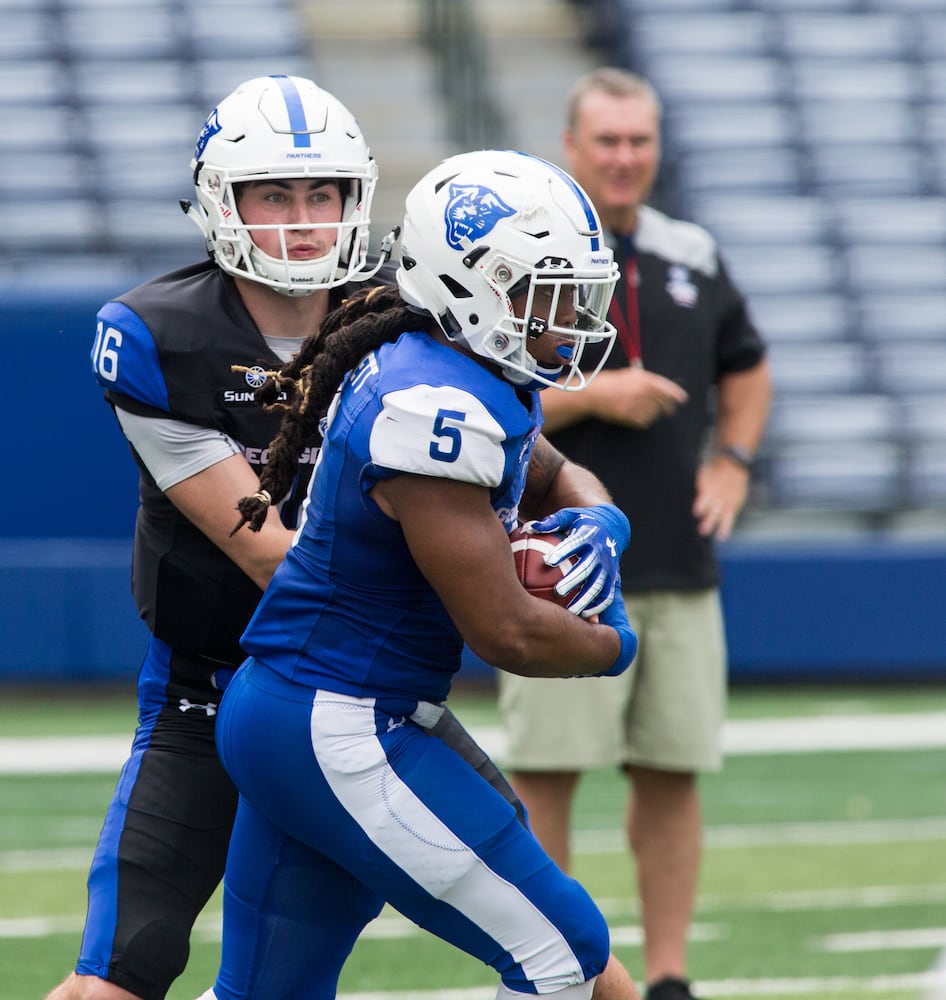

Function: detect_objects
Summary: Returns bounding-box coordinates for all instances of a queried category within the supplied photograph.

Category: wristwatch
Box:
[718,444,754,471]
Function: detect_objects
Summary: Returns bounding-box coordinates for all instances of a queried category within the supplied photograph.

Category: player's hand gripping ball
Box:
[508,523,580,611]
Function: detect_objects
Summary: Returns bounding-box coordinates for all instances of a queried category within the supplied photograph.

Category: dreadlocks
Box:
[231,284,438,535]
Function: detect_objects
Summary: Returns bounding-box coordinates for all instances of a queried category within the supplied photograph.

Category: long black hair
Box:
[231,284,438,534]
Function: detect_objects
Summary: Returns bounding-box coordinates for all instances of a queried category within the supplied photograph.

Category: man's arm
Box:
[519,434,611,520]
[116,409,294,590]
[541,367,688,435]
[371,473,625,678]
[166,453,294,590]
[694,358,773,541]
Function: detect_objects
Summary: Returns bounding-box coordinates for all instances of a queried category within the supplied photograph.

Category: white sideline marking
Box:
[335,969,946,999]
[0,915,83,937]
[7,817,946,875]
[819,927,946,952]
[5,711,946,774]
[574,815,946,855]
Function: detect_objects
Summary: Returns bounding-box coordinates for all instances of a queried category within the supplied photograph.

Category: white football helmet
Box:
[396,149,618,390]
[184,75,379,296]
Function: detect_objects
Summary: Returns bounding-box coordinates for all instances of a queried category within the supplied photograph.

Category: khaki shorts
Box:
[497,588,727,774]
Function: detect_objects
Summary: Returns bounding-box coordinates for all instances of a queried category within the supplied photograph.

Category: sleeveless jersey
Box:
[241,331,542,704]
[91,258,392,667]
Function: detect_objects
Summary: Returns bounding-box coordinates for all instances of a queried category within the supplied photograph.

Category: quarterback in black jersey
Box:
[47,75,396,1000]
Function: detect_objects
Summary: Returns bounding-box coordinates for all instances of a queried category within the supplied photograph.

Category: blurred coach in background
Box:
[498,67,772,1000]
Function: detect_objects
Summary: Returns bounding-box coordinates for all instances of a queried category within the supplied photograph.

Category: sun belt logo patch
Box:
[194,108,222,160]
[244,365,268,389]
[444,183,516,250]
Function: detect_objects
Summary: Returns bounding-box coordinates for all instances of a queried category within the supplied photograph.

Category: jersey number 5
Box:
[429,408,466,464]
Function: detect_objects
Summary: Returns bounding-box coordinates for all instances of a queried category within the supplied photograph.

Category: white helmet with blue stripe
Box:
[185,75,378,296]
[396,149,619,390]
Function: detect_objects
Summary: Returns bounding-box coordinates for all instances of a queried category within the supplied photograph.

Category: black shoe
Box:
[645,976,701,1000]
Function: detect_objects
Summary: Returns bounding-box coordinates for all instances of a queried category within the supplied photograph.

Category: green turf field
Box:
[2,683,946,1000]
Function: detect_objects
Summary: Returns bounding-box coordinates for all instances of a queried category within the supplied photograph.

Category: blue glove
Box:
[525,503,631,618]
[595,577,638,677]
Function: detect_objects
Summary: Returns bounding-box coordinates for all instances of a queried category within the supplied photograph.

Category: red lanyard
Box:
[609,240,642,367]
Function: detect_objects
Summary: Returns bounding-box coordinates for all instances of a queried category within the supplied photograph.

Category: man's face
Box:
[236,178,344,262]
[563,91,661,230]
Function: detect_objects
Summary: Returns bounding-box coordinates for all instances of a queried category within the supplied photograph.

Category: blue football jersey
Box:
[240,331,542,703]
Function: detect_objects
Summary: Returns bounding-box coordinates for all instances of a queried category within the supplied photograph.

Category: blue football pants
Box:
[212,659,611,999]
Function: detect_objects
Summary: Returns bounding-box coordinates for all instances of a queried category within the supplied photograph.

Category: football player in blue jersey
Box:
[47,75,400,1000]
[197,150,643,1000]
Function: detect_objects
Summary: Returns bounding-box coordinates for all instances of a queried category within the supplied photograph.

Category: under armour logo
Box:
[178,699,218,717]
[606,537,617,557]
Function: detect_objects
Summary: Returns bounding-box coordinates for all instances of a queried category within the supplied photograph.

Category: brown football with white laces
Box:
[508,524,577,609]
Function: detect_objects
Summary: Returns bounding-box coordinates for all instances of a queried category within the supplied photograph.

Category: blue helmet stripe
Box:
[271,74,311,148]
[509,150,601,251]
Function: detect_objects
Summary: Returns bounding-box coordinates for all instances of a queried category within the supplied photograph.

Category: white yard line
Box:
[334,969,946,998]
[5,711,946,774]
[819,927,946,952]
[7,815,946,876]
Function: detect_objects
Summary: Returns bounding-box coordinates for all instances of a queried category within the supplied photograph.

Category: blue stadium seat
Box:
[73,60,201,106]
[0,8,58,60]
[872,343,946,395]
[97,148,194,201]
[62,6,184,59]
[667,103,796,152]
[0,152,93,201]
[780,13,913,60]
[765,393,901,446]
[797,101,918,147]
[906,442,946,505]
[768,441,903,512]
[846,245,946,294]
[645,55,787,104]
[189,2,309,59]
[833,197,946,245]
[767,342,873,395]
[0,201,103,253]
[104,200,198,251]
[749,293,850,344]
[0,106,79,153]
[691,194,828,245]
[857,294,946,348]
[752,0,859,9]
[195,56,315,106]
[83,104,205,154]
[674,146,805,197]
[901,393,946,441]
[0,60,68,106]
[790,58,920,103]
[721,244,841,296]
[808,143,928,197]
[632,12,774,57]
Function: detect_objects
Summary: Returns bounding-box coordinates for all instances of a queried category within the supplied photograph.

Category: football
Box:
[508,524,577,610]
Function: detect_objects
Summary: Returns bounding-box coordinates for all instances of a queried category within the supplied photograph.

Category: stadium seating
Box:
[618,0,946,525]
[0,0,311,281]
[4,0,946,531]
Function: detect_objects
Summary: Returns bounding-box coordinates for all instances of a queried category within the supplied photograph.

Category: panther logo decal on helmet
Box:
[444,184,516,250]
[194,109,222,161]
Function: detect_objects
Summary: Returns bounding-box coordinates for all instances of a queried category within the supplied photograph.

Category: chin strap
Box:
[358,225,401,281]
